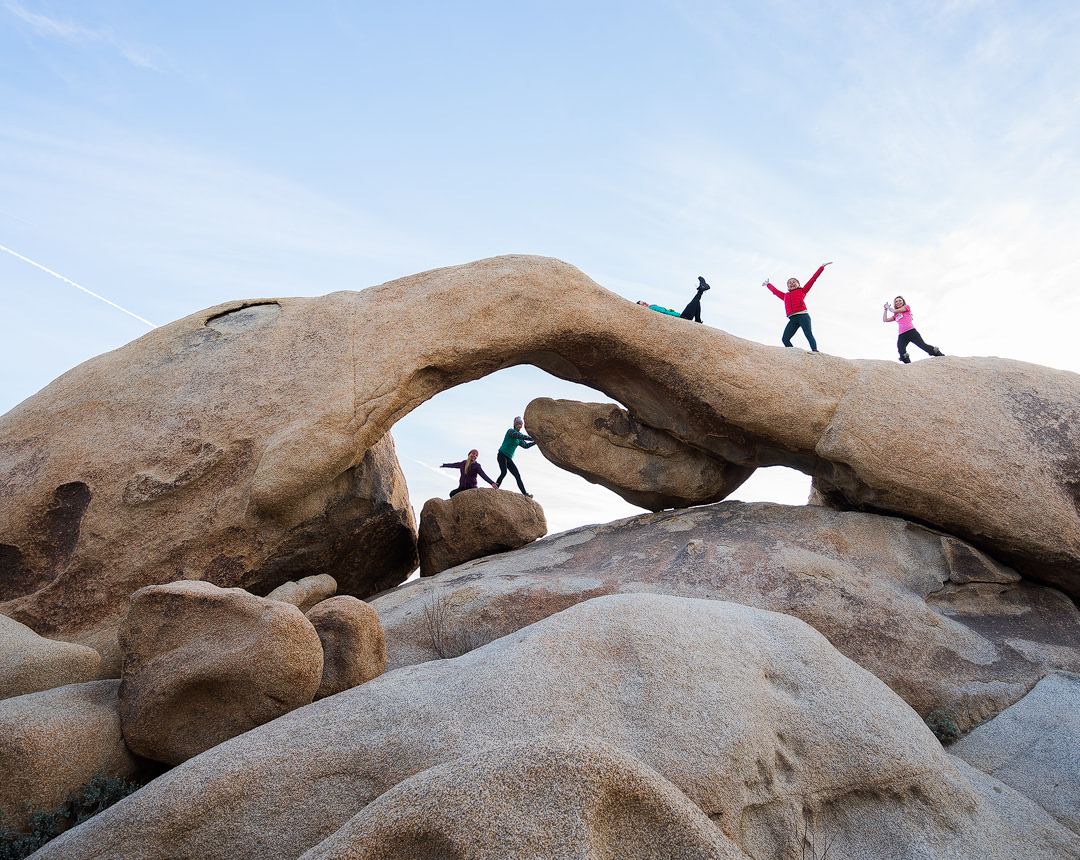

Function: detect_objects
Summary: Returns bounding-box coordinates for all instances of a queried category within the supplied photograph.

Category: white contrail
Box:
[0,243,157,328]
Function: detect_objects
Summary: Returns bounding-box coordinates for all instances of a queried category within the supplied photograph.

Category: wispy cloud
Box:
[4,0,158,69]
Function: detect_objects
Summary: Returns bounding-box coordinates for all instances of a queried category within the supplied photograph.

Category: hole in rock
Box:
[390,366,814,542]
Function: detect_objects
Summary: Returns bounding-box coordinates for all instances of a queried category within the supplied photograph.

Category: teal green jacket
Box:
[649,304,680,316]
[499,428,535,458]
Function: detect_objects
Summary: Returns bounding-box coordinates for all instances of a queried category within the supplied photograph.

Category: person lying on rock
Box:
[883,295,945,363]
[763,262,832,352]
[441,449,498,497]
[636,301,681,317]
[680,276,711,323]
[495,417,535,498]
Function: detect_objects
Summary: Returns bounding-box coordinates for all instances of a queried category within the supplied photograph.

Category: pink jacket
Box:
[891,306,915,333]
[767,266,825,316]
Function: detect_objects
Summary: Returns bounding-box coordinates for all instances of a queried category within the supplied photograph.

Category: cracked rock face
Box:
[375,501,1080,731]
[3,254,1080,670]
[524,397,754,510]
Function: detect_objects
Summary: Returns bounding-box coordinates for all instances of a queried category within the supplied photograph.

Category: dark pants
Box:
[496,452,528,494]
[449,487,469,498]
[680,292,704,323]
[782,314,817,350]
[898,329,939,362]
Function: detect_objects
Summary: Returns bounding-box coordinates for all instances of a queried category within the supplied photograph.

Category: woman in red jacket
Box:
[764,262,832,351]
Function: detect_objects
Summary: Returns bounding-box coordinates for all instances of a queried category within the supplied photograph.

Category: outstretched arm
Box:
[475,464,497,486]
[802,262,832,295]
[764,281,785,300]
[883,304,895,323]
[441,461,465,469]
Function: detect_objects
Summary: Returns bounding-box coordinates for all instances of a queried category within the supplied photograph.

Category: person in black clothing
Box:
[680,276,711,323]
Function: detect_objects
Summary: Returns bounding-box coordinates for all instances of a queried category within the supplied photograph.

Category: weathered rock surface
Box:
[952,671,1080,835]
[417,488,546,576]
[377,502,1080,730]
[268,574,338,613]
[0,337,417,674]
[118,580,323,765]
[0,613,101,700]
[306,596,386,700]
[34,595,1079,860]
[524,397,754,510]
[0,680,143,831]
[299,738,745,860]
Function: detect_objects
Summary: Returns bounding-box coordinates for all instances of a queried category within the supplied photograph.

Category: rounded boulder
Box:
[418,489,546,576]
[118,580,323,765]
[306,596,386,700]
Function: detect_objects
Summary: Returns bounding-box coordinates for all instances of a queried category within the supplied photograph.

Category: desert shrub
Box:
[0,775,142,859]
[422,593,483,658]
[924,710,959,744]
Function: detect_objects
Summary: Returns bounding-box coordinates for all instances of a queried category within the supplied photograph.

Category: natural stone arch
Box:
[2,255,1080,668]
[247,254,1080,595]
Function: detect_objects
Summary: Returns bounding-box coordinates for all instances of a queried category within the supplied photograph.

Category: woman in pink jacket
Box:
[764,262,832,351]
[883,295,945,363]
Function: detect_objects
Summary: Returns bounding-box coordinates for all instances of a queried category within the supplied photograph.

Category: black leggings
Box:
[782,314,817,350]
[680,293,703,323]
[496,452,528,494]
[898,329,937,358]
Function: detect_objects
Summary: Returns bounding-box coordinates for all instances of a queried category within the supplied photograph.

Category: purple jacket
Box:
[442,460,495,490]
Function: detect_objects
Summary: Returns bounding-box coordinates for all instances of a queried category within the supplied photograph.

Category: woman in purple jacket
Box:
[441,449,498,497]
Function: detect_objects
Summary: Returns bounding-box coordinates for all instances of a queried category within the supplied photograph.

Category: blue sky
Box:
[3,1,1080,533]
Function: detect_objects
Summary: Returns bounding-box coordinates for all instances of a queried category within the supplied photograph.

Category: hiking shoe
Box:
[525,493,534,498]
[697,276,711,291]
[900,352,911,364]
[931,347,945,356]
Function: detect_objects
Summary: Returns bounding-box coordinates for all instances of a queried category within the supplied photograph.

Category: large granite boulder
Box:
[952,671,1080,835]
[306,596,386,700]
[299,738,742,859]
[0,680,143,831]
[417,489,546,576]
[376,502,1080,731]
[32,595,1079,860]
[117,580,323,765]
[0,331,417,674]
[0,613,101,700]
[524,397,754,510]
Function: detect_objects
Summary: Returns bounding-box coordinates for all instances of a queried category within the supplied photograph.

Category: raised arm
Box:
[802,262,832,295]
[764,280,785,300]
[883,303,895,323]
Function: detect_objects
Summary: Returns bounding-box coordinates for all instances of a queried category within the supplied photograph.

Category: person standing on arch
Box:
[764,262,832,352]
[495,416,536,498]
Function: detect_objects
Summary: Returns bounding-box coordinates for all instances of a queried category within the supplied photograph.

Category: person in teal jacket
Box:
[636,300,681,317]
[495,416,535,497]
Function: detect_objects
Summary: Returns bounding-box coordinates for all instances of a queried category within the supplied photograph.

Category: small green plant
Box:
[924,710,959,745]
[0,775,142,860]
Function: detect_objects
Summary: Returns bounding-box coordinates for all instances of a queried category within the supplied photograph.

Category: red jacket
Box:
[767,266,825,316]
